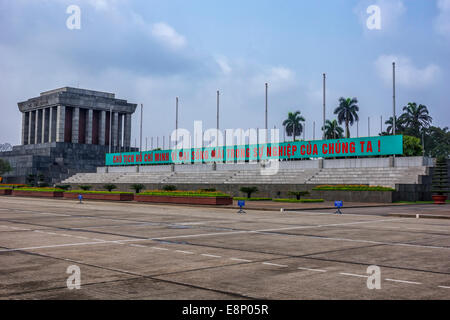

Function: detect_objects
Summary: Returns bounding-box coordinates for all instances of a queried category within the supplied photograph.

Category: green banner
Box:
[106,135,403,166]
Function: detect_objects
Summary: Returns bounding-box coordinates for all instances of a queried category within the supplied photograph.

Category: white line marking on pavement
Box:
[152,247,169,251]
[175,250,194,254]
[298,267,327,272]
[262,262,288,267]
[230,258,252,262]
[149,218,449,250]
[92,238,106,242]
[385,278,422,285]
[340,272,369,278]
[130,244,147,248]
[201,254,222,258]
[438,286,450,289]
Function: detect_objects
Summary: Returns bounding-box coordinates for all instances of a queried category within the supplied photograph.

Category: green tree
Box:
[322,119,344,139]
[0,158,12,176]
[283,111,305,141]
[432,157,449,196]
[103,184,117,192]
[423,126,450,158]
[79,185,92,191]
[334,97,359,138]
[400,102,432,137]
[288,191,310,200]
[130,184,145,194]
[384,116,405,135]
[162,185,177,191]
[239,186,258,199]
[403,135,423,156]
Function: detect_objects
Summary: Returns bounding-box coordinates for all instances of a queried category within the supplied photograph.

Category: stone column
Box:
[56,105,66,142]
[41,108,48,143]
[28,110,36,144]
[72,107,80,143]
[49,107,57,142]
[112,112,119,149]
[124,113,132,149]
[22,112,29,145]
[35,109,42,144]
[99,110,106,145]
[118,113,123,150]
[85,109,93,144]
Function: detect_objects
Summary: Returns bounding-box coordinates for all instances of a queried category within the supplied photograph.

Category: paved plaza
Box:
[0,197,449,299]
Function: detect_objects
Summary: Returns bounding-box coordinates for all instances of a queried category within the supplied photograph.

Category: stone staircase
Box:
[114,172,175,184]
[62,166,428,189]
[163,171,237,184]
[225,169,320,184]
[305,167,427,187]
[62,172,125,184]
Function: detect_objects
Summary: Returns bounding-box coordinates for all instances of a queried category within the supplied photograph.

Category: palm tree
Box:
[334,97,359,138]
[384,116,405,135]
[401,102,433,137]
[322,119,344,139]
[282,111,305,141]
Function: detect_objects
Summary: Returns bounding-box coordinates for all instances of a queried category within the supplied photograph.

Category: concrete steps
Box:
[62,165,427,188]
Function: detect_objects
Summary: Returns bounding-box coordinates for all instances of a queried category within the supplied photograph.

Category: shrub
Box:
[79,185,92,191]
[37,182,50,188]
[103,184,117,192]
[312,185,395,191]
[432,157,449,195]
[403,135,423,156]
[0,158,12,176]
[200,188,216,192]
[162,185,177,191]
[272,198,324,203]
[13,188,64,192]
[55,185,71,191]
[130,184,145,194]
[67,190,133,194]
[233,197,272,201]
[239,186,258,199]
[288,191,310,200]
[139,190,230,197]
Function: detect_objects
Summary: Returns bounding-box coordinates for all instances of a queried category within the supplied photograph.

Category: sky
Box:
[0,0,449,146]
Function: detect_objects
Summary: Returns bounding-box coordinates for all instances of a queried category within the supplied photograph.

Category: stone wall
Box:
[0,142,137,184]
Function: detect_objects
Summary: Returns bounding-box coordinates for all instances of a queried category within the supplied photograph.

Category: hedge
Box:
[233,197,272,201]
[65,190,134,194]
[272,198,324,203]
[13,188,64,192]
[139,190,231,197]
[312,185,395,191]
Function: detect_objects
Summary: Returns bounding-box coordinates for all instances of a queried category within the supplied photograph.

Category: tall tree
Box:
[0,158,11,176]
[282,111,305,141]
[322,119,344,139]
[400,102,432,137]
[384,116,405,135]
[334,97,359,138]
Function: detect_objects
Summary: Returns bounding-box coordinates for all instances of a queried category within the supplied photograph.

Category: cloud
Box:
[374,55,440,88]
[434,0,450,37]
[215,56,232,75]
[151,22,187,49]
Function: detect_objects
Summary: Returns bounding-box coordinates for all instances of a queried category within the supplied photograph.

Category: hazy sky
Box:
[1,0,449,145]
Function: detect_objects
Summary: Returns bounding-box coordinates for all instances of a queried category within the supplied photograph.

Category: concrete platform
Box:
[0,197,449,299]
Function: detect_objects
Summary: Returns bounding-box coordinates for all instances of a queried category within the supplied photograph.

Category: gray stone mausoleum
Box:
[0,87,137,184]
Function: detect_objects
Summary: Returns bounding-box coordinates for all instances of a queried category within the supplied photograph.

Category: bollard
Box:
[334,200,343,214]
[237,200,246,214]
